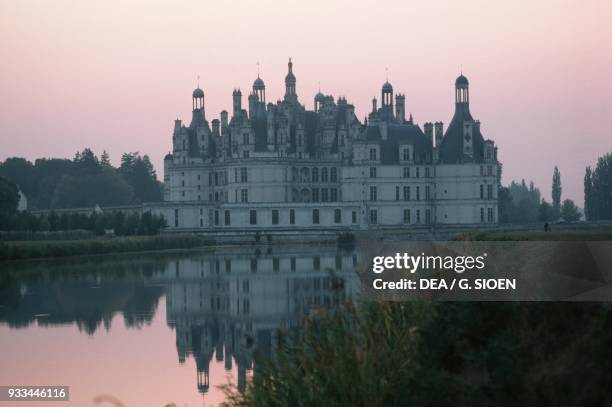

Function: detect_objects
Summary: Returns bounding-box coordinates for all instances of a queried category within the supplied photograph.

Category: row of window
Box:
[370,185,431,201]
[292,167,338,183]
[249,208,354,225]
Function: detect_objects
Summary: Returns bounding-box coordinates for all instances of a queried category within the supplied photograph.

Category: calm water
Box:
[0,245,360,406]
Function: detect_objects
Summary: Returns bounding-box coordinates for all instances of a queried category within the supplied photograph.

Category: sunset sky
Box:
[1,0,611,203]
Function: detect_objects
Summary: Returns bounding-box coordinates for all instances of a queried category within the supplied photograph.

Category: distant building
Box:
[153,59,499,232]
[17,188,27,211]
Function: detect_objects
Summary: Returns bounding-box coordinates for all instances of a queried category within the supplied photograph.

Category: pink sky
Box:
[1,0,611,203]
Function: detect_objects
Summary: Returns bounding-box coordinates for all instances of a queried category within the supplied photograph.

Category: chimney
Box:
[424,122,433,142]
[212,119,220,136]
[174,119,182,135]
[220,111,228,134]
[434,122,444,147]
[395,94,405,123]
[372,97,377,113]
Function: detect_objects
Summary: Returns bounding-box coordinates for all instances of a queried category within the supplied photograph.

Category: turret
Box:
[455,74,470,114]
[212,119,220,136]
[284,58,297,102]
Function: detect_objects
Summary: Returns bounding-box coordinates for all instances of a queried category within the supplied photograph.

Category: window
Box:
[250,259,257,272]
[181,180,185,187]
[416,167,420,178]
[240,167,248,182]
[214,210,219,226]
[290,209,295,225]
[487,165,493,176]
[416,209,421,223]
[352,211,357,224]
[272,209,279,225]
[243,150,249,158]
[312,167,319,182]
[321,168,328,182]
[241,189,248,203]
[403,186,410,201]
[370,186,377,201]
[330,188,338,202]
[273,258,280,272]
[416,186,420,201]
[312,209,319,224]
[425,167,430,177]
[181,191,185,197]
[425,209,431,224]
[403,167,410,178]
[314,256,320,270]
[335,256,342,270]
[291,257,296,272]
[403,148,410,161]
[243,133,250,144]
[480,184,484,199]
[487,185,493,200]
[369,148,377,161]
[209,173,213,185]
[487,207,494,223]
[249,210,257,225]
[425,185,431,200]
[224,210,231,225]
[200,218,203,227]
[234,168,238,182]
[480,208,485,223]
[369,209,378,224]
[395,186,400,200]
[312,188,319,202]
[321,188,328,202]
[480,165,484,176]
[225,259,231,273]
[334,209,342,224]
[330,167,337,182]
[403,209,411,224]
[370,167,377,178]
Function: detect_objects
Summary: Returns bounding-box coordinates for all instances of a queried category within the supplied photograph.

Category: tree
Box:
[538,199,554,222]
[560,199,580,221]
[552,166,562,220]
[100,150,111,167]
[584,167,593,220]
[119,152,163,203]
[584,153,612,221]
[0,177,20,229]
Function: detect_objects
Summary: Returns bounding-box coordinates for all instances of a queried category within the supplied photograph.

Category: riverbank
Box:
[0,235,212,261]
[456,229,612,241]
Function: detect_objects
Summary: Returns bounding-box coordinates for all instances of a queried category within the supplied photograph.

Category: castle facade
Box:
[154,59,499,234]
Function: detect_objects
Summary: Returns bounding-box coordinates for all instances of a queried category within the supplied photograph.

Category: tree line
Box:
[0,148,162,210]
[584,152,612,221]
[498,167,581,224]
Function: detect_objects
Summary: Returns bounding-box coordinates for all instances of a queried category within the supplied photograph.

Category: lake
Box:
[0,244,360,406]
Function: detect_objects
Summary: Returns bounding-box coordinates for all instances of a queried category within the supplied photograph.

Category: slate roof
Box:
[437,106,485,163]
[366,123,433,164]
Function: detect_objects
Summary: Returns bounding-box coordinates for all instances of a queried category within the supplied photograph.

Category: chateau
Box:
[155,59,499,234]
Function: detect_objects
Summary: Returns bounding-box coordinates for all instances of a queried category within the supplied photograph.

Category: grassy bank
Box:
[225,302,611,407]
[454,229,612,241]
[0,235,212,261]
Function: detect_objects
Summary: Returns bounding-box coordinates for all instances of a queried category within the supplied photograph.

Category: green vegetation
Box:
[225,302,611,406]
[0,235,211,261]
[454,229,612,241]
[584,152,612,220]
[498,170,581,224]
[0,148,162,210]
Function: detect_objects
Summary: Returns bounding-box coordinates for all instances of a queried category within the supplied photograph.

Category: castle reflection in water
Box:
[0,245,361,396]
[152,245,360,394]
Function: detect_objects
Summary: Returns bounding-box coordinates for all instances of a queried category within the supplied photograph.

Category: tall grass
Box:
[224,302,611,407]
[0,235,211,261]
